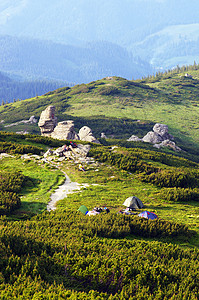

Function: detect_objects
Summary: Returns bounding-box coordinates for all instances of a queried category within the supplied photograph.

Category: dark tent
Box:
[123,196,144,209]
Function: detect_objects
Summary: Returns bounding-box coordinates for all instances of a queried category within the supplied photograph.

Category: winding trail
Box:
[47,172,88,211]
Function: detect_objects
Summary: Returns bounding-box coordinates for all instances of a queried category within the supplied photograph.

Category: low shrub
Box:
[0,170,25,215]
[160,187,199,202]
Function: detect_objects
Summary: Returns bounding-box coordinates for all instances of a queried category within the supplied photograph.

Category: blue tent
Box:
[138,211,158,220]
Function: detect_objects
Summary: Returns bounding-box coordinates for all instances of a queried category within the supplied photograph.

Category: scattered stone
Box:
[44,149,54,158]
[0,153,14,159]
[127,135,142,142]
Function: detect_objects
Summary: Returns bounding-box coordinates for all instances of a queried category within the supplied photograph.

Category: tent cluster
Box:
[78,205,110,216]
[78,195,158,220]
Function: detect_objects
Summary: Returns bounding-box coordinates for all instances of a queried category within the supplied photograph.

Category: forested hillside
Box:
[0,35,152,86]
[0,71,66,104]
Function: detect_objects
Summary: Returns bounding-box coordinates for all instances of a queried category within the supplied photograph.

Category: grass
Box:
[0,156,65,215]
[0,75,199,152]
[55,158,199,248]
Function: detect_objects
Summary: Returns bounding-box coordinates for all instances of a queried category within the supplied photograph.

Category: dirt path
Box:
[47,172,88,211]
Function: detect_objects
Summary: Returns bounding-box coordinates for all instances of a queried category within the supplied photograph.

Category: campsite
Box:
[0,129,199,299]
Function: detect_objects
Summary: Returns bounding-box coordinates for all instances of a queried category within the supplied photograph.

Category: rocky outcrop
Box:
[153,139,181,152]
[38,106,100,143]
[38,105,57,136]
[51,121,79,140]
[127,123,181,152]
[78,126,100,143]
[142,123,174,144]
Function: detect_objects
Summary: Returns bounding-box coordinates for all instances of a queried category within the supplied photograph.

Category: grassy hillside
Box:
[0,67,198,157]
[0,133,199,298]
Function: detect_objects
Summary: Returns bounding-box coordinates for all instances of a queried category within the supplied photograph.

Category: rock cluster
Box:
[38,106,99,143]
[128,123,181,152]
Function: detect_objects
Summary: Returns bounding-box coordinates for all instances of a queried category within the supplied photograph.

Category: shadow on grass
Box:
[9,201,47,221]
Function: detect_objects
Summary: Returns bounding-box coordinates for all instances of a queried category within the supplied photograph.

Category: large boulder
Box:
[51,121,79,140]
[38,106,57,136]
[78,126,100,143]
[153,123,173,140]
[142,131,163,143]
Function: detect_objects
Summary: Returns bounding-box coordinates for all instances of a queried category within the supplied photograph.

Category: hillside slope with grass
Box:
[0,65,198,157]
[0,132,199,298]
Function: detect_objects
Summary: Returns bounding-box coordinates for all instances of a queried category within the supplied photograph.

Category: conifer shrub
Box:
[0,170,25,215]
[0,141,42,155]
[160,187,199,202]
[97,85,119,95]
[139,169,198,188]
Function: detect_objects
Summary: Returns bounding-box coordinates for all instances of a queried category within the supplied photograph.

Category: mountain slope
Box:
[0,69,198,155]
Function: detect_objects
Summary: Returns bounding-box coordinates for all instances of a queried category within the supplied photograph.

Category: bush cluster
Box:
[72,213,193,239]
[160,187,199,202]
[0,170,25,214]
[89,147,199,189]
[0,211,198,299]
[0,141,42,155]
[139,169,198,188]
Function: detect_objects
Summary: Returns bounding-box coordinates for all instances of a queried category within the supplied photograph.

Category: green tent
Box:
[78,205,88,215]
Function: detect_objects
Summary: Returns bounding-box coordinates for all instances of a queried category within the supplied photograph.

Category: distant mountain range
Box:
[0,35,152,83]
[1,0,199,87]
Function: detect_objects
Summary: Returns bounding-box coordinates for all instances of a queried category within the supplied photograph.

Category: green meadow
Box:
[0,66,199,298]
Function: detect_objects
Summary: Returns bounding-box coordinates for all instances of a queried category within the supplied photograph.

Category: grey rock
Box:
[73,144,91,157]
[127,135,142,142]
[29,116,37,123]
[153,123,174,140]
[38,105,57,136]
[154,139,181,152]
[101,132,107,139]
[79,126,100,143]
[142,131,163,143]
[51,121,79,140]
